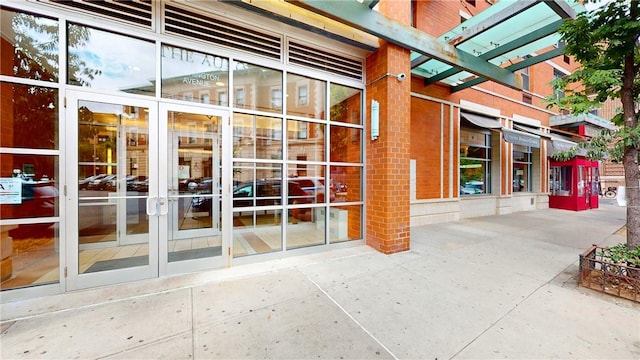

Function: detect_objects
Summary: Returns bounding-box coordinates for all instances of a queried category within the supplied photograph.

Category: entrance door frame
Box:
[158,102,231,276]
[65,91,160,291]
[65,92,233,290]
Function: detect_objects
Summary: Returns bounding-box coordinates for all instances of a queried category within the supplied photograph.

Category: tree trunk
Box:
[621,21,639,248]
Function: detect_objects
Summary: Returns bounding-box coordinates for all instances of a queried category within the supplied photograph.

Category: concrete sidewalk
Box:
[1,202,639,359]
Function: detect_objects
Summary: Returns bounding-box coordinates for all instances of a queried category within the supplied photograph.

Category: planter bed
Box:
[579,245,640,303]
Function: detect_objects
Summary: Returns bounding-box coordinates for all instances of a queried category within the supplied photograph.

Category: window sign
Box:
[0,178,22,204]
[161,45,229,105]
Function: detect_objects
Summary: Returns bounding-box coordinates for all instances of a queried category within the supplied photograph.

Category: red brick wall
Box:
[365,1,412,254]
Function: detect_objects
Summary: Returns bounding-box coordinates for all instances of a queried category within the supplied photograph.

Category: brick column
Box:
[365,1,411,254]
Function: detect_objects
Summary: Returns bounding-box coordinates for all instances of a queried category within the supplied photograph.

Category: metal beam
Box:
[359,0,379,9]
[423,19,565,85]
[546,0,579,19]
[220,0,378,51]
[447,0,539,46]
[451,45,565,92]
[289,0,522,90]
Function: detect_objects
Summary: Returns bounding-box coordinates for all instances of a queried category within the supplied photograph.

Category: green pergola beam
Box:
[359,0,379,9]
[289,0,522,90]
[451,45,565,92]
[423,19,565,85]
[446,0,539,46]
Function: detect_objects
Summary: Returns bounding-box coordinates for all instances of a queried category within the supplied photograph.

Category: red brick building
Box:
[2,0,606,300]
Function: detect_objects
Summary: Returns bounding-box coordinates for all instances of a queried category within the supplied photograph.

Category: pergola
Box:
[222,0,584,92]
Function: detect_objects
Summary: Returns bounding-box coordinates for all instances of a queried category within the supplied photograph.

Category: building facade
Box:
[1,0,593,301]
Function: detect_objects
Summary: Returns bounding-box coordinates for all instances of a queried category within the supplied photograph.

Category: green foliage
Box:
[599,243,640,267]
[545,0,639,163]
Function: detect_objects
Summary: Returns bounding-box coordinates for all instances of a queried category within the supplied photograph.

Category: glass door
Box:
[66,91,159,290]
[159,103,228,274]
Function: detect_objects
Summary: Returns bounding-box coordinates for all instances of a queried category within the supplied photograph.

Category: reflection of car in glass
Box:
[87,174,116,190]
[79,174,106,190]
[290,176,336,202]
[129,178,149,193]
[191,179,310,214]
[460,180,484,195]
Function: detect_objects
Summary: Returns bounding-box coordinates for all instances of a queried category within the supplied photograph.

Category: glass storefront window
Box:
[288,164,328,204]
[161,45,229,105]
[67,24,155,96]
[513,145,532,192]
[1,223,59,289]
[329,165,361,203]
[0,153,59,219]
[330,125,361,163]
[233,113,282,160]
[330,84,361,125]
[233,210,282,256]
[286,73,326,119]
[326,204,361,243]
[460,128,491,195]
[550,165,572,196]
[287,120,325,162]
[0,8,59,82]
[233,62,282,113]
[0,83,58,150]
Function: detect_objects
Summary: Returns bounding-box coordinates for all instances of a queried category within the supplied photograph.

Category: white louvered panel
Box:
[38,0,153,28]
[288,41,363,81]
[164,4,281,60]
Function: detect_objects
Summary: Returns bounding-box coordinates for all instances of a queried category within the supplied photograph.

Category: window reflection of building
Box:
[513,145,532,192]
[460,127,491,195]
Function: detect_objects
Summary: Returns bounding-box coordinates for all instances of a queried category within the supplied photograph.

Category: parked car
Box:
[87,174,116,191]
[79,174,106,190]
[289,176,335,202]
[191,179,311,214]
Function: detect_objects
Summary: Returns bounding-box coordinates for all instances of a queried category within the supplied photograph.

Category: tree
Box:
[547,0,639,248]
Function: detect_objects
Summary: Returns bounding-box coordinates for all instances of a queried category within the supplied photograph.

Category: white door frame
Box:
[65,91,159,290]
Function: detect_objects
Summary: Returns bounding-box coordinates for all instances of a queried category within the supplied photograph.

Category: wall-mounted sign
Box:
[0,178,22,204]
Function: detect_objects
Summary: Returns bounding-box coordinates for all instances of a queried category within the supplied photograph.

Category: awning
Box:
[503,128,540,148]
[551,137,576,151]
[461,112,502,129]
[513,124,553,139]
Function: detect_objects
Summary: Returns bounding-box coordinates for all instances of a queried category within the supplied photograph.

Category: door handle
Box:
[146,196,157,216]
[159,196,169,215]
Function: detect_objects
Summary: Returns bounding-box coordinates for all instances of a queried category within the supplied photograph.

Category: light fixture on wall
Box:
[371,99,380,141]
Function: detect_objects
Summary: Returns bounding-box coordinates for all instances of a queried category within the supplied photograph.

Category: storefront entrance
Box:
[66,91,229,290]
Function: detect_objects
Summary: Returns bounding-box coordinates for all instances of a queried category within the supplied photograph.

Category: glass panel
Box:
[0,83,58,150]
[513,145,531,192]
[286,73,326,119]
[167,110,222,262]
[329,165,361,203]
[233,113,282,160]
[1,223,59,290]
[233,162,283,207]
[550,166,572,196]
[77,100,149,274]
[460,160,487,195]
[0,154,59,219]
[287,206,324,250]
[288,165,331,204]
[0,8,58,81]
[233,62,282,113]
[330,84,361,125]
[577,165,585,197]
[328,205,361,243]
[233,210,282,256]
[330,125,361,163]
[161,45,229,105]
[67,24,155,96]
[287,120,325,162]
